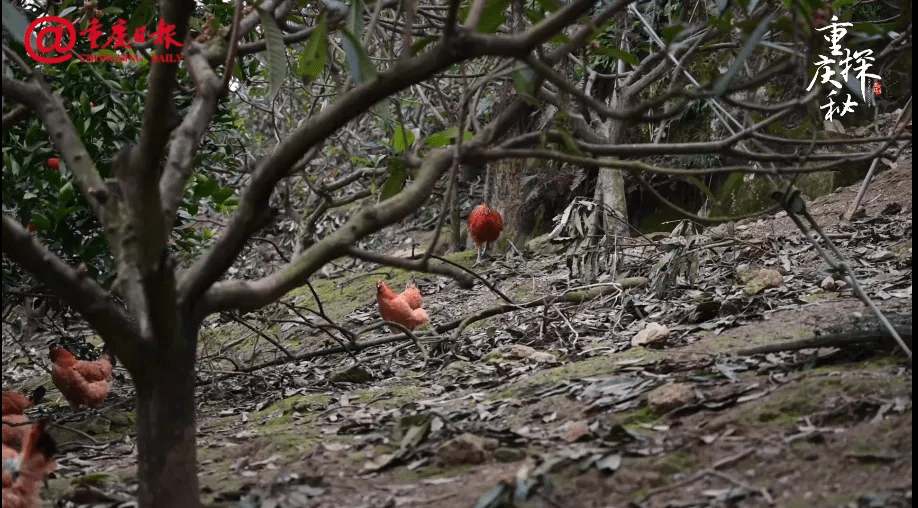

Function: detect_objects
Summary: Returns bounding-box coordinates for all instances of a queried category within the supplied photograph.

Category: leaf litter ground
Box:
[1,156,912,508]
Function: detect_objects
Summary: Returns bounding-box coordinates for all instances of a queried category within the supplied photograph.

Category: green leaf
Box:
[550,32,571,45]
[126,0,155,31]
[347,0,364,37]
[300,16,328,82]
[513,68,537,97]
[685,175,716,202]
[423,127,473,147]
[591,47,640,66]
[211,187,235,205]
[476,0,511,33]
[392,124,415,153]
[258,7,288,103]
[194,175,219,197]
[555,126,582,155]
[661,25,688,44]
[411,35,438,56]
[379,160,407,201]
[340,28,376,85]
[30,215,52,230]
[53,206,75,223]
[716,171,744,208]
[58,181,75,204]
[533,0,563,12]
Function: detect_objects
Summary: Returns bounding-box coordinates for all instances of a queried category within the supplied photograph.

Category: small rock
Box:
[735,263,755,284]
[502,344,557,362]
[892,241,911,266]
[436,433,492,466]
[647,383,696,414]
[867,250,894,262]
[632,322,670,348]
[526,233,564,255]
[561,420,592,443]
[820,275,836,291]
[744,268,784,295]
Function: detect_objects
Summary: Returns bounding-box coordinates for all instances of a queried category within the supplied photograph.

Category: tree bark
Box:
[595,15,634,239]
[135,317,202,508]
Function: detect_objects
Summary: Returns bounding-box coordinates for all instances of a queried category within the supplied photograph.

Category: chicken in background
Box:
[468,202,504,266]
[49,345,114,411]
[2,388,45,417]
[376,280,429,332]
[2,388,45,448]
[1,419,56,508]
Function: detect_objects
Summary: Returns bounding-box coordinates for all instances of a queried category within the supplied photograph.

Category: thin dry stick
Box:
[845,96,912,220]
[231,280,647,374]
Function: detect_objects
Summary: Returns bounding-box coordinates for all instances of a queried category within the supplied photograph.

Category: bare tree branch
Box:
[199,145,457,314]
[1,104,31,134]
[179,0,602,306]
[344,246,475,288]
[160,46,224,235]
[1,215,146,376]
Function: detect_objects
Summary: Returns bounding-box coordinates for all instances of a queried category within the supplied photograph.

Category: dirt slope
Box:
[2,156,912,508]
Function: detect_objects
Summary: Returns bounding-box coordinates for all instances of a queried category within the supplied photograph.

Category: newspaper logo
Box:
[25,17,182,65]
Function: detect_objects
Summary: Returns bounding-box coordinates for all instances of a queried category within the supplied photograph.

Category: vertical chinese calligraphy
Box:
[806,14,881,121]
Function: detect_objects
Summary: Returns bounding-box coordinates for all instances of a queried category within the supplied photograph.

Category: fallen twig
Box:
[737,327,913,356]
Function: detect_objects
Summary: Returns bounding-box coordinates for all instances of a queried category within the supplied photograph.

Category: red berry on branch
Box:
[48,158,60,171]
[28,224,38,232]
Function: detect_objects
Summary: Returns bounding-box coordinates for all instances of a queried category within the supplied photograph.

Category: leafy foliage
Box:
[2,0,239,294]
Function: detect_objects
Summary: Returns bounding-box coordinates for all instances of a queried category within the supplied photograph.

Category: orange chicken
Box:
[49,346,113,411]
[2,388,45,448]
[2,419,56,508]
[376,280,428,331]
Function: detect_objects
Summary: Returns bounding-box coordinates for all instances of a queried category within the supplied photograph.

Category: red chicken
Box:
[468,202,504,265]
[2,388,44,417]
[2,388,45,448]
[2,419,56,508]
[376,280,428,331]
[400,281,423,311]
[49,346,113,411]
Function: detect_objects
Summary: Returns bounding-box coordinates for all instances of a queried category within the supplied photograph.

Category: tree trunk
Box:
[595,27,634,239]
[135,317,202,508]
[483,158,524,250]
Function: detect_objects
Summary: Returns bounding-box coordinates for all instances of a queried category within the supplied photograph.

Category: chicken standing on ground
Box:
[49,345,113,411]
[468,202,504,266]
[2,419,56,508]
[2,388,45,448]
[376,280,428,331]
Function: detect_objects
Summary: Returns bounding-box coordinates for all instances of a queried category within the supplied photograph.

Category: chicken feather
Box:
[376,280,428,331]
[468,203,504,265]
[2,419,56,508]
[2,388,45,448]
[49,346,112,411]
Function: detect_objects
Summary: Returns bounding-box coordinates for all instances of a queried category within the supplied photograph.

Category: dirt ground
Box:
[2,154,912,508]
